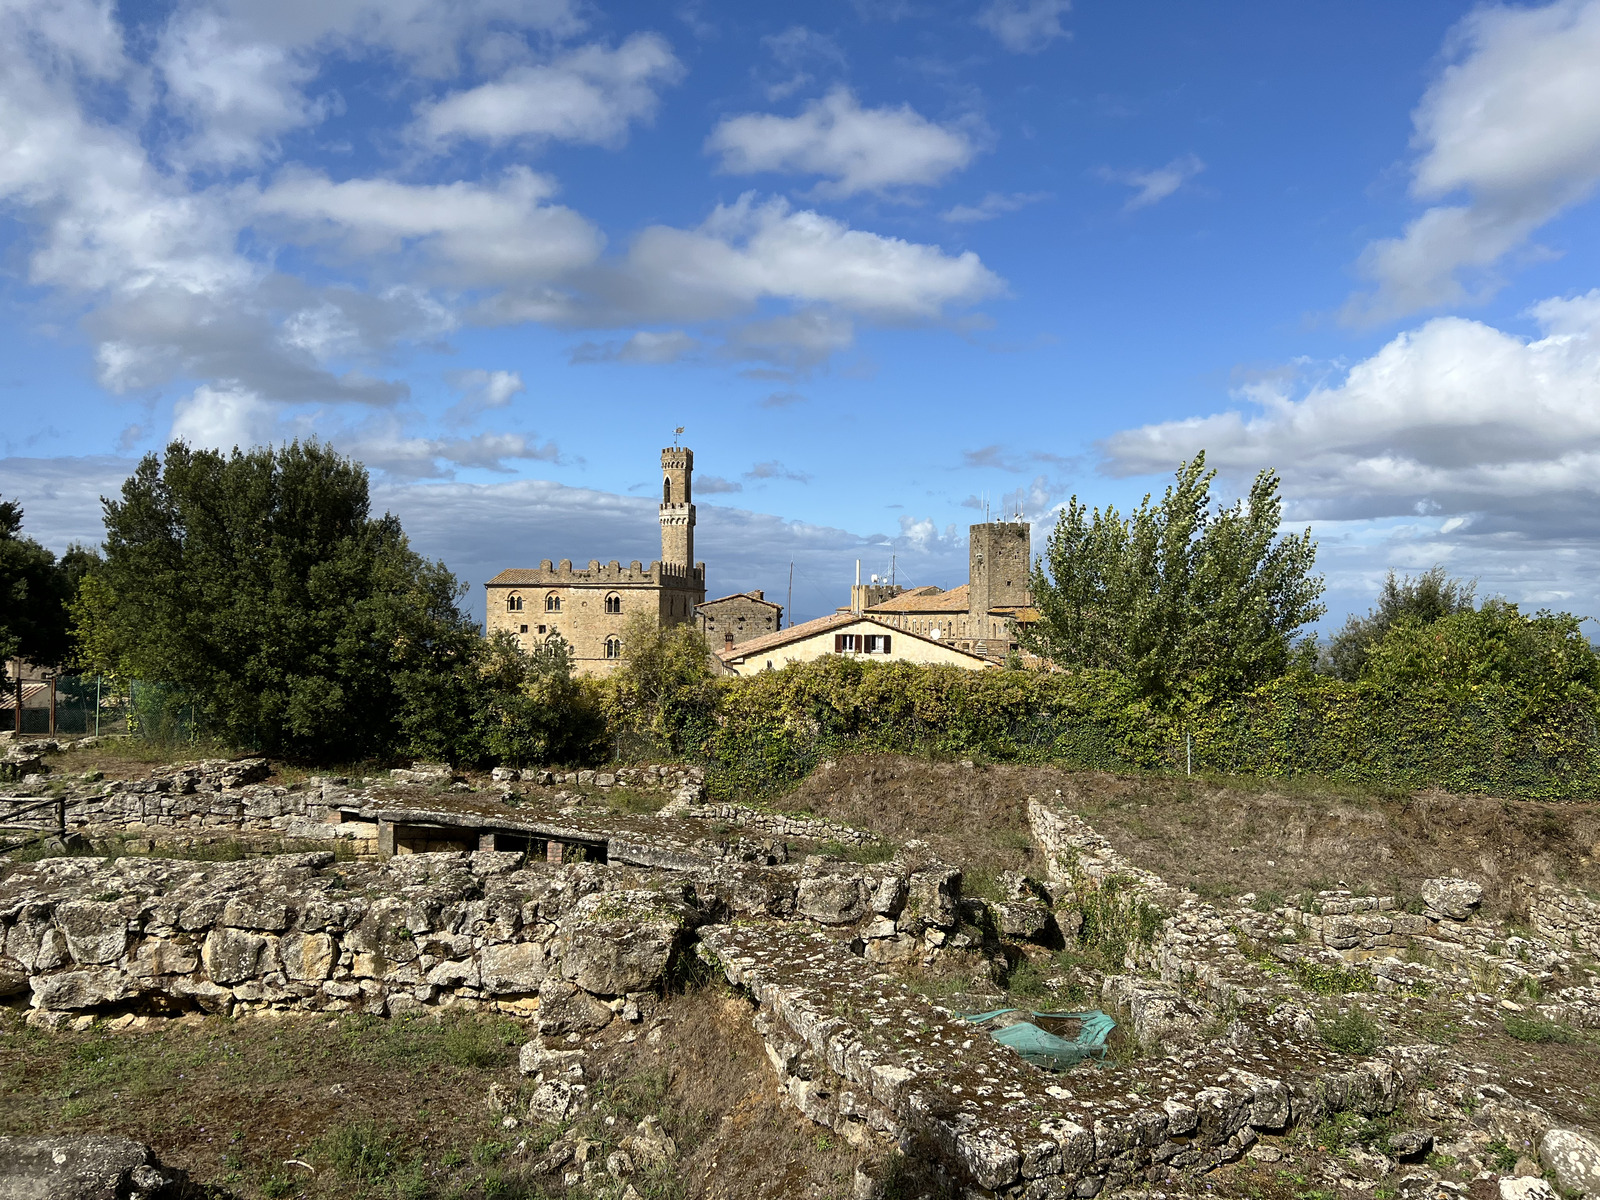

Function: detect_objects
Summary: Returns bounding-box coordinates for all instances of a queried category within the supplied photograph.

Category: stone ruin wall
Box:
[6,755,1600,1196]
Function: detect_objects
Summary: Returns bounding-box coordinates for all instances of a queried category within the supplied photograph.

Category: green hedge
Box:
[684,657,1600,800]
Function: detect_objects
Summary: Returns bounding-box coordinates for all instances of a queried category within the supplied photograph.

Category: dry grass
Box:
[778,754,1600,919]
[0,982,864,1200]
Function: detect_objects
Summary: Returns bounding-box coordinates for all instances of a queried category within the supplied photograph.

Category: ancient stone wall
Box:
[1528,880,1600,958]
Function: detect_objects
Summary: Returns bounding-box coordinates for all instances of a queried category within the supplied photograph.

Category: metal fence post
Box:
[95,675,101,737]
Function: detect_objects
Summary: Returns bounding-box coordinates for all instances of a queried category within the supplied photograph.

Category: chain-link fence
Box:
[1,675,132,736]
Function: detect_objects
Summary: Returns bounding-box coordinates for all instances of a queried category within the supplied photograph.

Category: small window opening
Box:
[605,636,622,659]
[605,593,622,614]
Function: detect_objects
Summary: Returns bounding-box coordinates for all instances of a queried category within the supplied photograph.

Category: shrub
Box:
[1317,1006,1383,1055]
[1502,1014,1578,1044]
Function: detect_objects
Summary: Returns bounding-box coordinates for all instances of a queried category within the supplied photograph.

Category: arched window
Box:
[662,477,671,504]
[605,592,622,614]
[605,636,622,659]
[545,593,561,612]
[506,593,523,612]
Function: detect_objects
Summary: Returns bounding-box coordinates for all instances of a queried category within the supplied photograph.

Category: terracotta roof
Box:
[866,584,971,614]
[717,612,992,665]
[698,591,781,609]
[717,612,855,660]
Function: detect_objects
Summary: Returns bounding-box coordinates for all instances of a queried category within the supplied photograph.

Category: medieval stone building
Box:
[695,590,782,654]
[857,521,1034,662]
[484,446,706,678]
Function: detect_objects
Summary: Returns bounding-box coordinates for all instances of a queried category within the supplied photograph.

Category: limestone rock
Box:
[537,978,613,1036]
[519,1041,585,1079]
[54,901,131,965]
[994,899,1053,942]
[1421,877,1483,920]
[1540,1128,1600,1198]
[31,969,133,1011]
[279,932,335,982]
[480,941,548,994]
[527,1078,587,1123]
[557,892,682,994]
[201,927,271,984]
[869,875,907,916]
[908,868,961,929]
[797,874,867,925]
[624,1116,678,1171]
[1500,1179,1559,1200]
[0,955,28,998]
[0,1134,197,1199]
[1386,1130,1433,1161]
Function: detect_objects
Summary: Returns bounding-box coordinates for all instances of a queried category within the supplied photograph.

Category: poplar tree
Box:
[1021,452,1325,705]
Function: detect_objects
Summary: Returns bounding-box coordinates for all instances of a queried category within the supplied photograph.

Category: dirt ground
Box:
[0,985,862,1200]
[778,754,1600,917]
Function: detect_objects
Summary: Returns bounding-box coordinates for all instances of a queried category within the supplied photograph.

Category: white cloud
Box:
[1348,0,1600,323]
[1096,154,1204,211]
[1102,291,1600,542]
[569,330,701,365]
[156,10,326,169]
[977,0,1071,54]
[170,385,293,450]
[612,193,1003,323]
[415,33,683,148]
[941,191,1048,223]
[707,87,975,197]
[255,167,603,286]
[444,369,525,425]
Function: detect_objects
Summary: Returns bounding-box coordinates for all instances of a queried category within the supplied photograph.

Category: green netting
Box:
[961,1009,1116,1071]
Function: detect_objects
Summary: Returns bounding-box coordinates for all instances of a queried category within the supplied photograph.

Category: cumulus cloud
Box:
[695,475,744,494]
[607,193,1004,324]
[1348,0,1600,323]
[941,191,1048,223]
[977,0,1071,53]
[255,167,602,287]
[1102,291,1600,546]
[444,369,525,425]
[415,33,683,148]
[1096,154,1204,211]
[707,87,976,197]
[156,10,328,169]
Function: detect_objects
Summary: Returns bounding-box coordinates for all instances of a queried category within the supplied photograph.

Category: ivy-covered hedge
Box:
[684,656,1600,801]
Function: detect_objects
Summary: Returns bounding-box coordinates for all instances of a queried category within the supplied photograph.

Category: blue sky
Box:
[6,0,1600,628]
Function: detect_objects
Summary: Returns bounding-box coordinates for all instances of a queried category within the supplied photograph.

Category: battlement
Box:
[486,559,704,588]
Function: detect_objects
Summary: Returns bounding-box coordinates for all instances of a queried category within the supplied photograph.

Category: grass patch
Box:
[1502,1014,1580,1044]
[813,839,896,864]
[1318,1005,1383,1055]
[1290,957,1372,995]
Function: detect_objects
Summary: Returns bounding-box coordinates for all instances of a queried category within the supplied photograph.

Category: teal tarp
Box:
[961,1009,1116,1071]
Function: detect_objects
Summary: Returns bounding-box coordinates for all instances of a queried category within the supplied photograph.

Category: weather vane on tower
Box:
[673,426,684,447]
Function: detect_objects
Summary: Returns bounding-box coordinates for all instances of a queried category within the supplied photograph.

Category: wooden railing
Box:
[0,794,66,851]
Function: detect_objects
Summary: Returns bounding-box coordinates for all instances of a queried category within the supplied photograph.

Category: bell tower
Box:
[659,445,695,570]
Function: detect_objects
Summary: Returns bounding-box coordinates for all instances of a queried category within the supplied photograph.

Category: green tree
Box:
[1361,600,1600,717]
[1323,566,1477,680]
[1022,452,1324,706]
[469,631,604,766]
[91,440,481,758]
[604,613,719,753]
[0,496,77,672]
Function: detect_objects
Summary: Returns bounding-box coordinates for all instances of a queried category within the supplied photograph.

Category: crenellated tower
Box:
[659,446,695,570]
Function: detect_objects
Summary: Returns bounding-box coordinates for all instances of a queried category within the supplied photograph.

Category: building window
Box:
[537,624,547,634]
[605,592,622,614]
[545,593,561,612]
[834,634,860,652]
[605,636,622,659]
[507,593,523,612]
[520,624,528,634]
[864,634,892,654]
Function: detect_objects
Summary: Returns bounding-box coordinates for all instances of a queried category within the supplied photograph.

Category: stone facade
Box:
[485,447,706,677]
[696,590,782,653]
[862,521,1035,662]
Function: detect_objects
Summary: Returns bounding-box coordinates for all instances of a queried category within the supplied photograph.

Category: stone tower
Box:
[659,446,695,570]
[968,521,1031,617]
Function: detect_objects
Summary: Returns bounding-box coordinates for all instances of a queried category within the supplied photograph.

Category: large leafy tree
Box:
[89,440,480,757]
[1322,566,1477,681]
[0,496,80,672]
[1021,452,1325,705]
